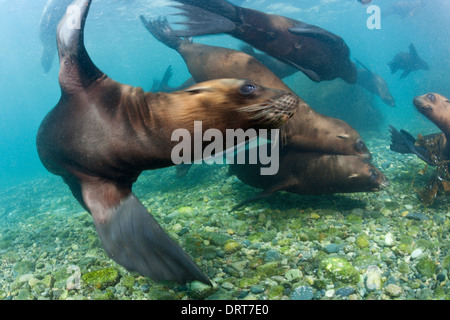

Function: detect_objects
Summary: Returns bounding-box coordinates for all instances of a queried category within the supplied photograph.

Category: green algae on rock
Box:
[82,267,120,290]
[318,257,360,285]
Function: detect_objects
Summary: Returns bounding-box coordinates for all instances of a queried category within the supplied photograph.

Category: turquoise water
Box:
[0,0,449,301]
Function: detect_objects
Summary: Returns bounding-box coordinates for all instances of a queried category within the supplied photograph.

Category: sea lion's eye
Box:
[369,169,378,182]
[240,83,256,95]
[427,93,436,102]
[355,139,366,152]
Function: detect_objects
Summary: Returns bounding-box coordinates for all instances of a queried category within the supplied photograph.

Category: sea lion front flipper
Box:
[389,125,433,165]
[281,58,321,82]
[82,182,211,284]
[400,69,411,79]
[288,23,341,44]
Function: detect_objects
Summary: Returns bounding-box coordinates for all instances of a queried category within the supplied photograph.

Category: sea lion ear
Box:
[347,174,359,179]
[184,86,214,94]
[337,134,350,140]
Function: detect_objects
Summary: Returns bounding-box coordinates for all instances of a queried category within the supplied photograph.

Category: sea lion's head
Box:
[172,78,299,131]
[341,157,389,193]
[413,93,450,134]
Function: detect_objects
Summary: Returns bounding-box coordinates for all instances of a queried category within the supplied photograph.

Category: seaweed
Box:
[414,134,450,206]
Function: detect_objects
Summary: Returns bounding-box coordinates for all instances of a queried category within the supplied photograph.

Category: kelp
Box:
[414,134,450,206]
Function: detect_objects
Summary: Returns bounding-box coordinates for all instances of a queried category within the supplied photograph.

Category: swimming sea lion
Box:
[358,0,372,5]
[39,0,73,72]
[355,59,395,107]
[36,0,299,284]
[141,18,371,160]
[388,44,429,78]
[414,93,450,134]
[168,0,357,84]
[230,150,389,210]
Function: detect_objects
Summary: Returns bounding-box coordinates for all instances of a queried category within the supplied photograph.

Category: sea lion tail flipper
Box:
[57,0,104,90]
[169,4,236,37]
[288,23,341,44]
[400,70,411,79]
[83,184,210,284]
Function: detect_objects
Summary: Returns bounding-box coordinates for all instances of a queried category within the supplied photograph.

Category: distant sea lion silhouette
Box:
[168,0,357,83]
[388,44,429,78]
[355,59,395,107]
[36,0,298,284]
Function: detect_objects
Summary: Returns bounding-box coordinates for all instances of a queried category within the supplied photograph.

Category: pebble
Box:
[250,285,265,294]
[365,265,382,291]
[291,285,314,300]
[264,249,281,262]
[386,284,402,297]
[336,287,355,297]
[411,248,423,259]
[405,212,429,221]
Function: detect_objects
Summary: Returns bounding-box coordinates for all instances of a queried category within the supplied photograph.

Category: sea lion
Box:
[414,93,450,134]
[39,0,73,72]
[388,44,429,78]
[141,18,371,160]
[168,0,357,84]
[230,150,389,210]
[358,0,372,5]
[355,59,395,107]
[36,0,299,284]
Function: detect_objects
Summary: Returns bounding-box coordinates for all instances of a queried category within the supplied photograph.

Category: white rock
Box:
[384,232,395,247]
[411,248,423,259]
[365,265,382,291]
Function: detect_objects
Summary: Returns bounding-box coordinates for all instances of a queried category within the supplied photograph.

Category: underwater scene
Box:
[0,0,449,302]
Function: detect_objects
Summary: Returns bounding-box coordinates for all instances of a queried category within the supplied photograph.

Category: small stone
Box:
[411,248,423,259]
[264,249,281,262]
[291,285,314,300]
[356,234,370,249]
[405,212,428,221]
[189,281,216,299]
[416,258,437,278]
[224,240,241,254]
[285,269,302,281]
[384,233,395,247]
[310,213,320,219]
[250,284,265,294]
[365,265,382,291]
[386,284,402,297]
[336,287,355,297]
[325,243,341,253]
[319,257,359,285]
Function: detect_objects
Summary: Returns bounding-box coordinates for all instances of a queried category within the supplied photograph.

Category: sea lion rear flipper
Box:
[288,24,341,44]
[82,182,211,284]
[170,4,236,37]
